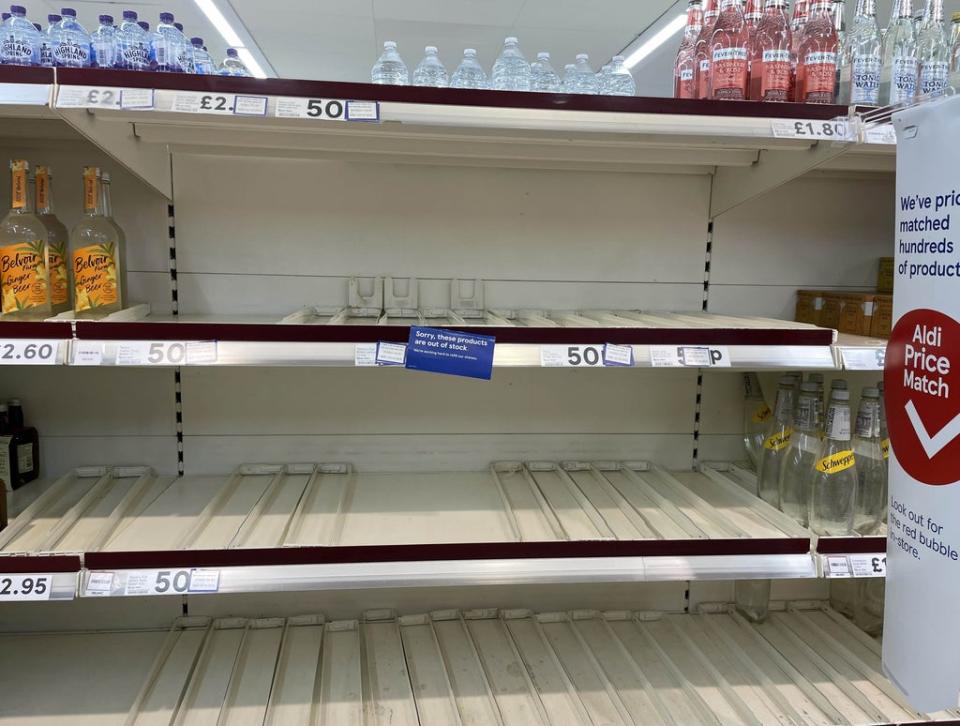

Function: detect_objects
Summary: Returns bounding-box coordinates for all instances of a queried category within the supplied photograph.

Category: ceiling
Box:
[12,0,960,97]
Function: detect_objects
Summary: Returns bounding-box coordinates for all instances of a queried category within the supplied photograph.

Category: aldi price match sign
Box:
[883,94,960,712]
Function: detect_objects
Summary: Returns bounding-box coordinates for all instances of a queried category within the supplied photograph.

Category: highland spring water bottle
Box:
[0,5,40,66]
[39,14,60,67]
[90,15,119,69]
[51,8,91,68]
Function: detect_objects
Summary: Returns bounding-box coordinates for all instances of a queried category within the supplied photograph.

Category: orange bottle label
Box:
[82,168,99,212]
[48,242,67,305]
[0,241,48,313]
[35,166,49,210]
[10,160,26,210]
[72,243,118,311]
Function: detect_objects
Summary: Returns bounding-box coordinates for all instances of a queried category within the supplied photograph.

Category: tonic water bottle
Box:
[742,373,771,469]
[916,0,949,97]
[808,388,857,535]
[853,386,885,534]
[779,382,821,526]
[757,376,795,506]
[840,0,882,104]
[880,0,918,104]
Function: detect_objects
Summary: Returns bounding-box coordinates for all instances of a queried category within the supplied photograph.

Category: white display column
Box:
[883,94,960,711]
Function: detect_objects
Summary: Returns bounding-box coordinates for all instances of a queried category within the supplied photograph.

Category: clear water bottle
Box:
[492,36,531,91]
[949,11,960,89]
[853,387,886,534]
[450,48,487,89]
[606,55,637,95]
[530,51,561,91]
[597,63,612,93]
[137,21,149,34]
[152,12,186,72]
[117,11,150,71]
[840,0,882,105]
[916,0,949,97]
[880,0,918,104]
[1,5,41,66]
[809,388,857,535]
[371,41,408,85]
[51,8,90,67]
[219,47,251,77]
[569,53,600,94]
[190,37,215,75]
[778,382,821,526]
[562,63,577,91]
[412,45,448,87]
[171,21,194,73]
[757,376,796,506]
[39,14,60,67]
[742,373,770,470]
[90,15,119,69]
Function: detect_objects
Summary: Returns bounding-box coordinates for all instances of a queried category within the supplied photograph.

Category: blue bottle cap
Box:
[191,36,203,45]
[33,22,39,30]
[60,8,77,17]
[10,5,25,14]
[122,10,137,20]
[159,12,174,23]
[48,14,61,22]
[99,14,113,24]
[173,22,183,31]
[137,21,148,30]
[226,48,238,57]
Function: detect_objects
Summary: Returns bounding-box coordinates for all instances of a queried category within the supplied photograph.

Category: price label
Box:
[824,555,852,578]
[376,342,407,366]
[72,340,104,366]
[0,573,53,601]
[650,345,731,368]
[603,344,634,367]
[0,339,59,365]
[56,85,122,109]
[841,348,886,370]
[172,92,266,116]
[850,553,887,577]
[123,568,221,596]
[865,124,897,145]
[771,119,851,140]
[114,341,218,366]
[355,343,377,366]
[119,88,154,109]
[541,345,605,367]
[274,97,380,122]
[84,571,115,596]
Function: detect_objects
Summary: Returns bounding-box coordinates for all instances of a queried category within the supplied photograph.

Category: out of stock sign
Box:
[882,95,960,712]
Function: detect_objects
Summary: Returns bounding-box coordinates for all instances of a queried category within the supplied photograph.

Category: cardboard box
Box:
[878,257,894,294]
[795,290,824,325]
[818,292,845,331]
[839,293,876,336]
[871,294,893,338]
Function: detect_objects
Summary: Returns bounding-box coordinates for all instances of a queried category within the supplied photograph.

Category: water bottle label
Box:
[918,62,948,97]
[851,56,881,104]
[121,42,149,68]
[39,41,53,66]
[763,428,793,451]
[891,56,918,103]
[1,37,36,63]
[176,48,192,71]
[814,449,856,474]
[54,40,90,65]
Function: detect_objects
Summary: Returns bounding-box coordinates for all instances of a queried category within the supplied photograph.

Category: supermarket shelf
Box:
[1,605,953,725]
[835,333,889,370]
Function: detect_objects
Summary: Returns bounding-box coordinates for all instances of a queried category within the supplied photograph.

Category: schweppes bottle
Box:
[809,387,857,535]
[757,376,795,508]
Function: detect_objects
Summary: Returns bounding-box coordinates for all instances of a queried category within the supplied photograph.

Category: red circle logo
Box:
[885,308,960,485]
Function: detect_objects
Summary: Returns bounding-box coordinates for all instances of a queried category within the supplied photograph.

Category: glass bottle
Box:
[916,0,949,97]
[710,0,751,99]
[809,372,825,432]
[735,579,771,622]
[695,0,720,98]
[808,388,857,535]
[797,0,840,102]
[950,12,960,90]
[100,173,127,262]
[0,399,39,490]
[752,0,793,100]
[757,376,795,506]
[0,160,50,319]
[832,0,847,96]
[779,382,820,526]
[743,373,771,469]
[878,380,889,525]
[33,166,69,314]
[854,577,884,635]
[676,1,705,98]
[853,386,885,534]
[70,167,125,317]
[880,0,918,104]
[839,0,882,104]
[884,0,903,38]
[790,0,810,97]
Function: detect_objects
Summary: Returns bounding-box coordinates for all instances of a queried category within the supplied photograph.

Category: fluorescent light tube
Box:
[623,13,687,69]
[193,0,244,48]
[237,47,267,79]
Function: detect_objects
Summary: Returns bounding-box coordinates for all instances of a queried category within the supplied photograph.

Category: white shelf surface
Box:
[0,605,952,726]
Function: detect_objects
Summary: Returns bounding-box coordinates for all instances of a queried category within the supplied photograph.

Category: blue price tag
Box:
[405,327,495,380]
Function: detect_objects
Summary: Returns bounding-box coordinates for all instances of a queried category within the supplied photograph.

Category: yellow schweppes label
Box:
[815,449,855,474]
[881,438,889,460]
[763,428,792,451]
[751,404,772,424]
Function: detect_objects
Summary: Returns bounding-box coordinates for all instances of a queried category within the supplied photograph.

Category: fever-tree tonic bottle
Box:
[70,166,126,317]
[757,376,795,506]
[809,388,857,535]
[33,166,69,313]
[0,160,50,318]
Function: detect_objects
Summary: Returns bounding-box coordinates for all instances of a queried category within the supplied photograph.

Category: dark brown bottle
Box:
[0,399,39,490]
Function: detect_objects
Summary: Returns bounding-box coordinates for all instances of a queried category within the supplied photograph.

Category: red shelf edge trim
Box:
[815,536,887,554]
[0,554,82,573]
[0,322,73,339]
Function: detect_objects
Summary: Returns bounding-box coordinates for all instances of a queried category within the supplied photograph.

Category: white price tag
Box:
[540,345,605,367]
[233,95,268,116]
[841,347,886,370]
[376,342,407,366]
[650,345,731,368]
[122,568,221,596]
[71,340,103,366]
[188,569,221,593]
[0,573,54,601]
[173,91,238,115]
[0,339,59,365]
[275,96,349,120]
[56,85,121,109]
[824,555,852,578]
[849,553,887,577]
[185,341,218,364]
[865,124,897,145]
[603,344,634,367]
[119,88,154,109]
[346,100,379,121]
[354,343,377,366]
[771,118,851,140]
[84,571,115,596]
[114,341,216,366]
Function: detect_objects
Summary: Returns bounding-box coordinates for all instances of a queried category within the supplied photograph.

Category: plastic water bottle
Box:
[597,64,612,93]
[219,47,251,77]
[606,55,637,95]
[90,15,119,69]
[562,63,577,91]
[371,41,408,85]
[172,21,194,72]
[137,21,149,33]
[51,8,90,67]
[569,53,600,93]
[492,36,531,90]
[450,48,487,88]
[530,51,561,91]
[190,37,215,75]
[412,46,448,87]
[116,11,149,71]
[152,12,185,72]
[1,5,41,66]
[39,14,60,67]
